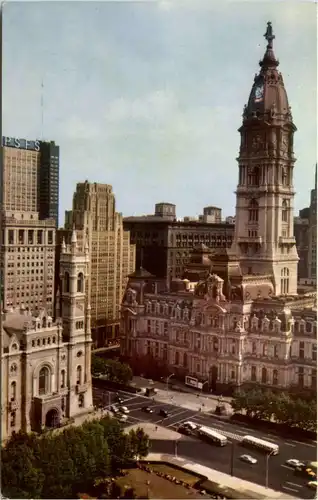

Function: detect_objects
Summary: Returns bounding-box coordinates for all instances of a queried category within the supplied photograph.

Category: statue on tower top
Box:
[264,21,275,47]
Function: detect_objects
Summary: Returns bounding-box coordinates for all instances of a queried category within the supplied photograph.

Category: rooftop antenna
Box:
[40,78,44,140]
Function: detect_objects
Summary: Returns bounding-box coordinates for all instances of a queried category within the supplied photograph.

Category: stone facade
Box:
[120,23,317,395]
[1,230,93,442]
[120,271,316,393]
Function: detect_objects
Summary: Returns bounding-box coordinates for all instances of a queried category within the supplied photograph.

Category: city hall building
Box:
[120,23,317,394]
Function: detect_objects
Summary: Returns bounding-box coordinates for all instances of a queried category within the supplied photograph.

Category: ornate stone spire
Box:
[260,21,279,69]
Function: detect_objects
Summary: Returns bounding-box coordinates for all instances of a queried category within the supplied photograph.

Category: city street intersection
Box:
[93,386,317,499]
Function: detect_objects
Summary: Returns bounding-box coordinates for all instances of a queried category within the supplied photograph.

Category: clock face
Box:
[254,84,264,102]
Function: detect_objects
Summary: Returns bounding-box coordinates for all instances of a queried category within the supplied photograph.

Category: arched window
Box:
[77,273,84,293]
[39,366,50,395]
[61,369,66,389]
[64,272,70,293]
[247,166,260,186]
[183,352,188,368]
[282,200,288,222]
[261,367,267,384]
[251,366,257,382]
[281,268,289,295]
[10,381,17,401]
[175,351,179,366]
[248,199,259,222]
[76,366,82,385]
[273,369,278,385]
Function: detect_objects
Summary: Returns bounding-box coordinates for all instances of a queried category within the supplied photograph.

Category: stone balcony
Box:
[237,236,262,244]
[279,236,296,246]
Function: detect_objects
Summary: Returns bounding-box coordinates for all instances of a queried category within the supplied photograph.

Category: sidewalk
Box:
[145,453,297,500]
[125,422,184,441]
[153,388,232,414]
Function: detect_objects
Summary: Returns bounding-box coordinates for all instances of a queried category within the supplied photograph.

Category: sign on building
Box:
[185,375,203,390]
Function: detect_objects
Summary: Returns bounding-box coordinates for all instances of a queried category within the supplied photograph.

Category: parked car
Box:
[159,409,169,418]
[119,406,130,414]
[142,406,153,413]
[110,405,119,414]
[286,459,305,469]
[240,454,258,465]
[116,396,124,404]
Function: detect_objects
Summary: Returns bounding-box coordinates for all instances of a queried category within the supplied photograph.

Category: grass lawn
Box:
[116,468,203,499]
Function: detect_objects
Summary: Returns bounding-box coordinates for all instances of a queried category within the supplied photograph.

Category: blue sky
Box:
[3,0,317,225]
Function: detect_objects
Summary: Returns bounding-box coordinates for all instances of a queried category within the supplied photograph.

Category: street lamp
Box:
[265,450,275,489]
[166,373,175,396]
[230,441,235,476]
[201,380,209,396]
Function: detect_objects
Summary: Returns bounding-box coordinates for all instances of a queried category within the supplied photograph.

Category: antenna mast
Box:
[41,78,44,140]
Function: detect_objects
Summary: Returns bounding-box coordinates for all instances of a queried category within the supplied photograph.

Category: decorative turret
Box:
[231,22,299,296]
[243,22,294,125]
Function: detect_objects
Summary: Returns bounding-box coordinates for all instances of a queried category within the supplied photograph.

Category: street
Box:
[93,386,317,499]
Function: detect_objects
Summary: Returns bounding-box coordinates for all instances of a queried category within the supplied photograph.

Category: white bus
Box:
[197,426,228,447]
[241,435,279,455]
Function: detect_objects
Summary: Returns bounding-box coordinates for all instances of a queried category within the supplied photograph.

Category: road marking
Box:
[286,481,302,488]
[281,465,293,470]
[282,486,299,493]
[288,440,316,448]
[285,442,296,447]
[165,409,193,422]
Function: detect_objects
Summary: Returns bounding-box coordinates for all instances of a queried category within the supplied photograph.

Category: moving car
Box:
[119,406,130,414]
[182,421,197,431]
[178,421,197,435]
[116,397,124,404]
[307,481,317,490]
[142,406,153,413]
[286,459,305,468]
[240,454,258,465]
[117,414,128,423]
[159,409,169,418]
[110,405,119,414]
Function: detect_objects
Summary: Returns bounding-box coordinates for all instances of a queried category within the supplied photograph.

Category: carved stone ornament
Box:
[252,134,263,151]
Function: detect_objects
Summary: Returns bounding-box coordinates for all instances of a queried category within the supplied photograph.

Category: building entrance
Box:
[45,408,60,428]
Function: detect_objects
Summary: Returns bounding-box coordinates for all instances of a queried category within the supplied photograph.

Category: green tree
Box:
[1,437,44,499]
[40,433,76,498]
[127,427,150,460]
[91,354,109,376]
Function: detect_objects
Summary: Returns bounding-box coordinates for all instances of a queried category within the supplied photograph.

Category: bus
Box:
[197,426,228,446]
[241,435,279,455]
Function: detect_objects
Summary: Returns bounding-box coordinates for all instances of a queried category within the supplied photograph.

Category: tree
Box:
[91,355,133,385]
[91,354,109,376]
[1,438,44,499]
[127,427,150,460]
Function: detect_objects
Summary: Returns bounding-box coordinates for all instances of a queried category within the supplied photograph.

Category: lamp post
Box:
[166,373,175,396]
[230,441,235,476]
[174,439,178,457]
[201,380,209,396]
[265,450,275,489]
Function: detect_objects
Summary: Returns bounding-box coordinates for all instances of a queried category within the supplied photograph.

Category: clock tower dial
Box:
[254,84,264,103]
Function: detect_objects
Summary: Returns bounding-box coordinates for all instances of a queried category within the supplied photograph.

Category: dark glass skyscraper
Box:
[38,141,60,226]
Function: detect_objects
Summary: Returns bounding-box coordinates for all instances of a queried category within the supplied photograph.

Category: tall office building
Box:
[0,136,59,315]
[308,165,317,281]
[294,167,317,285]
[57,181,135,348]
[1,136,59,226]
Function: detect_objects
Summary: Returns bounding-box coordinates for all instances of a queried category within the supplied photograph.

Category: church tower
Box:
[59,228,93,417]
[231,22,298,296]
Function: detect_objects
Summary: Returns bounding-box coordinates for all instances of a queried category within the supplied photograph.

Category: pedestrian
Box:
[155,426,158,431]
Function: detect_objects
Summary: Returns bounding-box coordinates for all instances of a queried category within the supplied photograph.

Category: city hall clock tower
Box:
[231,22,298,296]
